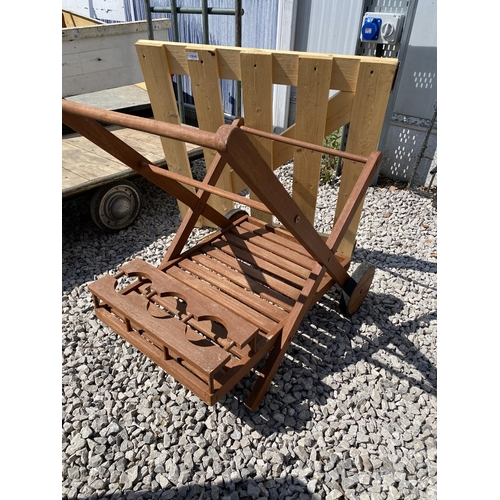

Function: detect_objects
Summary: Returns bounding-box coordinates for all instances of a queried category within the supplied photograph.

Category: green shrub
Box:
[320,128,343,184]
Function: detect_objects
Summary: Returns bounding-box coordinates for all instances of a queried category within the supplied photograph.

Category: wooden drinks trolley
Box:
[62,42,398,410]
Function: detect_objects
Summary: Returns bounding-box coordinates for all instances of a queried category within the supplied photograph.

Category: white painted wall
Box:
[62,19,170,96]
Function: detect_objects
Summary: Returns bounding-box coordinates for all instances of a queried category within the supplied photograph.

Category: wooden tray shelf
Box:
[89,214,340,404]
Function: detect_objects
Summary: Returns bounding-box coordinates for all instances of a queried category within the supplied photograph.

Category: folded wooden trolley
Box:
[62,42,397,410]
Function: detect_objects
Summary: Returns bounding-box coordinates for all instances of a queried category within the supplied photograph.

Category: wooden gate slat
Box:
[185,45,234,218]
[292,55,333,224]
[335,60,396,258]
[240,50,274,223]
[136,41,208,225]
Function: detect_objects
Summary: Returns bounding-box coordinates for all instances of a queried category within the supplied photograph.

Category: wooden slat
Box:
[185,45,234,217]
[271,91,355,171]
[240,50,274,223]
[163,41,190,76]
[167,265,277,334]
[211,239,306,289]
[292,55,333,224]
[139,41,397,91]
[191,252,294,311]
[135,41,207,225]
[221,232,311,280]
[241,219,312,258]
[335,60,396,258]
[178,258,287,324]
[200,245,301,302]
[230,225,316,270]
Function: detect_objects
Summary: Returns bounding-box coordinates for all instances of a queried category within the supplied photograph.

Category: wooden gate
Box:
[135,41,398,259]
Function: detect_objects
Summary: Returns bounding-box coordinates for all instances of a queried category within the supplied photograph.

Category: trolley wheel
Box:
[339,262,375,317]
[224,208,249,223]
[90,180,141,232]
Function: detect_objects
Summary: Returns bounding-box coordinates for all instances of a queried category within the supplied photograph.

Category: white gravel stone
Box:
[62,168,437,500]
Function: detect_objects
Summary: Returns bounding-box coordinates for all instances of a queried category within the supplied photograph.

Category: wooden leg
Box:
[162,152,228,265]
[245,266,327,411]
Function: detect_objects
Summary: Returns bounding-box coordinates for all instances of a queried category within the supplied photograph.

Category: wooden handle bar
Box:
[62,98,223,151]
[62,99,369,163]
[239,125,369,164]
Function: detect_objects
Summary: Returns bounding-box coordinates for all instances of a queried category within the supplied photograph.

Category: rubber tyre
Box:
[339,262,375,317]
[224,208,249,223]
[90,180,141,232]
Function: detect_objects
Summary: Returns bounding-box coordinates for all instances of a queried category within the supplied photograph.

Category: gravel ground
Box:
[62,163,437,500]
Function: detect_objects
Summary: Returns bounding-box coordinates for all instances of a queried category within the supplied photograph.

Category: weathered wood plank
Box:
[221,232,311,280]
[191,252,294,311]
[62,142,129,180]
[201,244,301,301]
[62,126,201,195]
[62,167,88,190]
[136,42,206,224]
[180,257,288,322]
[240,50,274,223]
[335,60,396,258]
[211,240,306,289]
[239,220,312,258]
[168,265,277,333]
[230,225,316,270]
[186,45,235,218]
[292,55,333,224]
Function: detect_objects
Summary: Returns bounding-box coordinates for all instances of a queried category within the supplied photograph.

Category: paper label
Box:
[186,52,199,61]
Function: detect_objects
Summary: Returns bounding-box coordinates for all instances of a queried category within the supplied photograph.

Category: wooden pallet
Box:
[89,215,340,404]
[135,41,398,257]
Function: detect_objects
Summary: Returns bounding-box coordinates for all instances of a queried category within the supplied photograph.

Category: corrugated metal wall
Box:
[142,0,279,115]
[141,0,278,49]
[293,0,363,56]
[285,0,364,128]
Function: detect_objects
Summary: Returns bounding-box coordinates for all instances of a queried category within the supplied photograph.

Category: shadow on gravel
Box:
[355,249,437,292]
[67,476,334,500]
[221,283,436,435]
